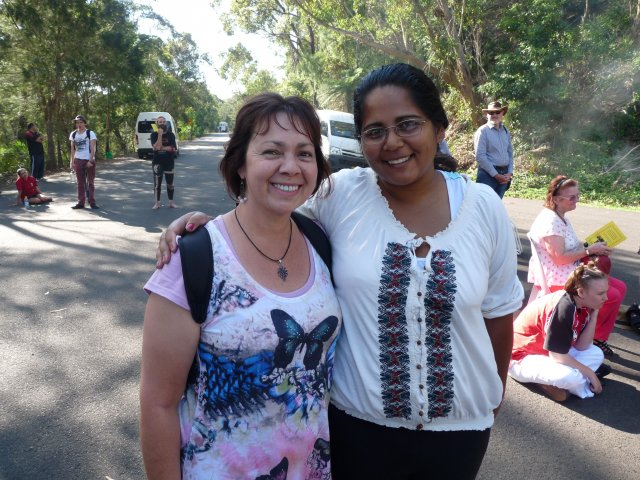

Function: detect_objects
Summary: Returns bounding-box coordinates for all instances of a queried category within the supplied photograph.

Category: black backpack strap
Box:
[291,211,334,285]
[178,226,213,324]
[72,129,90,139]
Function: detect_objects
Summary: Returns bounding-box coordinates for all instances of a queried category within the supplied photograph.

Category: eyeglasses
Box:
[556,194,580,202]
[488,111,503,116]
[360,119,428,145]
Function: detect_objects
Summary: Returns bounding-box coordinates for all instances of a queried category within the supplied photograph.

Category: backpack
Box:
[72,129,94,151]
[179,211,334,324]
[72,128,91,140]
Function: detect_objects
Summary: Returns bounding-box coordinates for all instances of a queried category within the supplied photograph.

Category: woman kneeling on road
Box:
[510,262,610,402]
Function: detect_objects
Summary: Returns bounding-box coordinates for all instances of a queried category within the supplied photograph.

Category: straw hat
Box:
[481,101,508,114]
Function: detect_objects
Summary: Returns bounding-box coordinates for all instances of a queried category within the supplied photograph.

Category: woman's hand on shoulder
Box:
[156,211,212,268]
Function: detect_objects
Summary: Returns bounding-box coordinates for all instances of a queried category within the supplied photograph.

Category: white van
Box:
[316,110,365,171]
[218,121,229,133]
[135,112,180,159]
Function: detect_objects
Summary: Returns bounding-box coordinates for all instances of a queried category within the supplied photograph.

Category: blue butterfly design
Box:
[271,309,339,370]
[198,344,274,419]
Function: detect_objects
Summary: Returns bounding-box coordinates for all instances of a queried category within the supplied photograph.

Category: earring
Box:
[238,178,247,204]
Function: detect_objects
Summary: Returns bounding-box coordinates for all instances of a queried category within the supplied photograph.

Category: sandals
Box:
[593,339,614,356]
[626,303,640,335]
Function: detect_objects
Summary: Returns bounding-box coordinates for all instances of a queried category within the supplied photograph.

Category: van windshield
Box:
[138,120,173,133]
[330,120,356,139]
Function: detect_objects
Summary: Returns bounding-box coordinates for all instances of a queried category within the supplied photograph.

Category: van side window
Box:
[330,121,356,139]
[138,121,155,134]
[320,121,328,137]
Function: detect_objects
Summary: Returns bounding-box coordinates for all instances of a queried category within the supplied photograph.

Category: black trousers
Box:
[329,404,491,480]
[152,157,175,201]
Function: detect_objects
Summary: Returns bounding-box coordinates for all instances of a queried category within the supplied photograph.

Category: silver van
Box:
[317,110,365,171]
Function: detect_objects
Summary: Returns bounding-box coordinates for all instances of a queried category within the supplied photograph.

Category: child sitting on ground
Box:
[15,168,53,206]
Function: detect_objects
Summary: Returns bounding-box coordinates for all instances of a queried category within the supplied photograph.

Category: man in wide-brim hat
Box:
[474,100,514,199]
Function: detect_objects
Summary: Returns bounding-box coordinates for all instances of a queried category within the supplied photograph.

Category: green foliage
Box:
[0,141,27,174]
[0,0,219,173]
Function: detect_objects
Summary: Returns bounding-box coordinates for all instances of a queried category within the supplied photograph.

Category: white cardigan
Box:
[300,168,523,431]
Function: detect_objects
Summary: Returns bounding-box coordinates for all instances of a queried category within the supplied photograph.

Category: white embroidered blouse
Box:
[299,168,523,431]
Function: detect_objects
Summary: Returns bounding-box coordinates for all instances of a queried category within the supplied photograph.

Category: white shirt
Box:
[300,168,523,431]
[69,129,97,160]
[527,207,581,288]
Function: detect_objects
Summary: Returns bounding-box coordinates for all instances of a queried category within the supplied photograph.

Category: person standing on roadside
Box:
[150,115,177,209]
[474,101,513,198]
[69,115,99,209]
[24,123,46,180]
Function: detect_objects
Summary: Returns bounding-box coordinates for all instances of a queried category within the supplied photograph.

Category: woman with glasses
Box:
[527,175,626,356]
[510,262,609,402]
[157,63,523,479]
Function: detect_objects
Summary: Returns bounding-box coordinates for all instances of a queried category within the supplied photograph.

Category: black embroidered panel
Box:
[377,243,412,419]
[424,250,457,419]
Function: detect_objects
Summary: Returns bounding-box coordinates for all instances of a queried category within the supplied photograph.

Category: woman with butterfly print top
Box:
[158,65,523,479]
[140,94,341,480]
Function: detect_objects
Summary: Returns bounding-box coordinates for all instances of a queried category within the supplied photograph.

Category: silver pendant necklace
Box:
[234,209,292,281]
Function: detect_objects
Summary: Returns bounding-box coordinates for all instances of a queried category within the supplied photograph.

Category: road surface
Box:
[1,134,638,479]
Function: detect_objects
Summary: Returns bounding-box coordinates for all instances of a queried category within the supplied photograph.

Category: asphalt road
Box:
[0,134,638,480]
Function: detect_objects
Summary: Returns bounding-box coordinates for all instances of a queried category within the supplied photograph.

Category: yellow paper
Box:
[585,221,627,248]
[151,123,158,132]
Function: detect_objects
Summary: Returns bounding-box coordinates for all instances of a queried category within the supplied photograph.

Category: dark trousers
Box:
[30,153,45,179]
[476,166,510,198]
[152,158,175,201]
[73,158,96,205]
[329,404,491,480]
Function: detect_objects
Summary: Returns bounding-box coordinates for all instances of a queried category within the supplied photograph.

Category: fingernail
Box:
[186,223,195,231]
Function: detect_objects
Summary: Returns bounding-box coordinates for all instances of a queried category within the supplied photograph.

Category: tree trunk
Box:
[437,0,485,124]
[112,129,129,154]
[581,0,589,24]
[44,99,56,170]
[634,0,640,39]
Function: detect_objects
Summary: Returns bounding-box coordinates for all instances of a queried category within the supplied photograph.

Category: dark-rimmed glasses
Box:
[359,119,428,145]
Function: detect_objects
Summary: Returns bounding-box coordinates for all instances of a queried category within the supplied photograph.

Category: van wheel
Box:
[138,152,144,159]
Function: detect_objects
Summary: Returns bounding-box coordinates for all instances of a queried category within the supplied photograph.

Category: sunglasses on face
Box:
[556,194,580,202]
[489,111,503,116]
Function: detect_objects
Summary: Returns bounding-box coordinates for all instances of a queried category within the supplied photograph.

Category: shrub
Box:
[0,141,28,174]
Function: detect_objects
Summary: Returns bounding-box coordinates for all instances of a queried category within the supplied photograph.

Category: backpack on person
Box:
[72,129,95,151]
[179,211,334,324]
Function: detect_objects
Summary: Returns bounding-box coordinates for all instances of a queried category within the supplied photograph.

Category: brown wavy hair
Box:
[544,175,578,209]
[219,93,332,202]
[564,261,607,296]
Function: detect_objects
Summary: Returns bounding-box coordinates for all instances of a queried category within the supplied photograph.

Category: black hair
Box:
[353,63,449,136]
[27,123,35,129]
